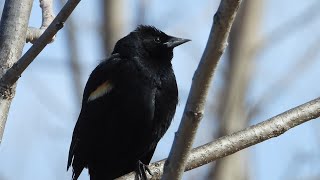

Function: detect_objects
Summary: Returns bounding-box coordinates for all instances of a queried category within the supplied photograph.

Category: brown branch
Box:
[117,96,320,180]
[0,0,81,89]
[161,0,243,179]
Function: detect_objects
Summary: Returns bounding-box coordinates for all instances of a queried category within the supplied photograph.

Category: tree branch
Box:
[26,0,55,43]
[0,0,81,89]
[117,96,320,180]
[161,0,243,179]
[0,0,33,144]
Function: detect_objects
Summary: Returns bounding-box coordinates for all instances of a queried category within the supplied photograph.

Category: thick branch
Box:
[27,0,55,43]
[0,0,33,144]
[0,0,81,88]
[161,0,242,179]
[117,97,320,180]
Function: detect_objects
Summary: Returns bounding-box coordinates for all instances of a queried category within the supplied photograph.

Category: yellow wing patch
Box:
[88,81,113,102]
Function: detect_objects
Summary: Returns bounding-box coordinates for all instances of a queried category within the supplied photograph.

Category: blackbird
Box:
[67,25,190,180]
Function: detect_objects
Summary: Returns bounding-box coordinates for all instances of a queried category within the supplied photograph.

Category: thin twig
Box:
[102,0,125,56]
[27,0,55,43]
[117,96,320,180]
[0,0,81,88]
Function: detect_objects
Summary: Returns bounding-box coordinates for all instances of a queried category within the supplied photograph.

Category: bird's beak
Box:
[164,37,191,48]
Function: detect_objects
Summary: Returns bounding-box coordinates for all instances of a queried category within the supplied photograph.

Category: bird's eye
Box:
[154,37,161,43]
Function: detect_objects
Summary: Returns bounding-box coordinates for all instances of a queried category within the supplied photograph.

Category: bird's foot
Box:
[135,160,152,180]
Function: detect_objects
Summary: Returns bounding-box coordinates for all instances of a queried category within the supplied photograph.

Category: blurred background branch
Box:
[58,0,83,105]
[102,0,126,56]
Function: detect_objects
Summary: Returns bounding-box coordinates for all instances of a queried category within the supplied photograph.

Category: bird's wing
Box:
[82,53,122,103]
[67,53,122,179]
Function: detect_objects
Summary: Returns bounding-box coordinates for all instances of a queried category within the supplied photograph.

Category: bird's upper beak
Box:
[164,37,191,48]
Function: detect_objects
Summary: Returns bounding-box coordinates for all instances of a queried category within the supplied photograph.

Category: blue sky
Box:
[0,0,320,180]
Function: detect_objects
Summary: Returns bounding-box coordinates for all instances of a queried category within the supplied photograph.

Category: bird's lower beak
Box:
[164,37,191,48]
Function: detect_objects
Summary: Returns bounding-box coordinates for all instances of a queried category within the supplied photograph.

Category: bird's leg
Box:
[135,160,152,180]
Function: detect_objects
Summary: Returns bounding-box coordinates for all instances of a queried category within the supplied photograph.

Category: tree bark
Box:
[0,0,33,144]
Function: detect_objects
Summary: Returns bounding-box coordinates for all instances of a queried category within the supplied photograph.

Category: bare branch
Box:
[117,97,320,180]
[0,0,33,144]
[27,0,55,43]
[0,0,81,89]
[161,0,243,179]
[39,0,54,28]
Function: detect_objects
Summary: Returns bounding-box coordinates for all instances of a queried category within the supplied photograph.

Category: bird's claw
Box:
[135,160,152,180]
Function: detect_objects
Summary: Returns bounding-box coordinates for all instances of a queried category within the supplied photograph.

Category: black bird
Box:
[67,25,190,180]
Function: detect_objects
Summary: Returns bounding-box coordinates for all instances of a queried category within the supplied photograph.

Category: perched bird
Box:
[67,25,190,180]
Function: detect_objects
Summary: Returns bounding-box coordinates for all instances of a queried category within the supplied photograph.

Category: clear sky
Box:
[0,0,320,180]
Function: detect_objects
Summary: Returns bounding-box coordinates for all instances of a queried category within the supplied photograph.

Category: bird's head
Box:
[113,25,190,62]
